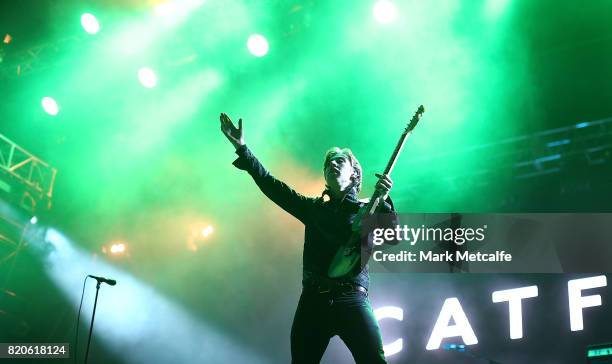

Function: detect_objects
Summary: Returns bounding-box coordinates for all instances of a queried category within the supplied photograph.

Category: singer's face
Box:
[324,155,354,187]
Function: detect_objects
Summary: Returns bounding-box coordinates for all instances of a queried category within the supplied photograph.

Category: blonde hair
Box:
[323,147,362,194]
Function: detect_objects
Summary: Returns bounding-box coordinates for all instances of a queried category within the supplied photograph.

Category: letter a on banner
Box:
[426,297,478,350]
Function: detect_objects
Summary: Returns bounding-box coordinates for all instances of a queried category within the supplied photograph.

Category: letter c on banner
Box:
[374,306,404,356]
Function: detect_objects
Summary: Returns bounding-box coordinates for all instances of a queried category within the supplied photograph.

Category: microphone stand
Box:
[84,280,101,364]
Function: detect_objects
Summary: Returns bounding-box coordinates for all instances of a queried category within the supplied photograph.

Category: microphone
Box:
[88,275,117,286]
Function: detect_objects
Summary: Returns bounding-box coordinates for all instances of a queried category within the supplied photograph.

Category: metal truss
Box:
[395,117,612,195]
[0,35,82,80]
[0,133,57,212]
[0,133,56,316]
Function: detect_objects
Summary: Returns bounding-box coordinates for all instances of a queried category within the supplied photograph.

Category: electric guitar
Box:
[327,105,425,278]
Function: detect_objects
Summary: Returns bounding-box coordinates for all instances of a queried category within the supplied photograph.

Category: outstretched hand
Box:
[220,112,245,150]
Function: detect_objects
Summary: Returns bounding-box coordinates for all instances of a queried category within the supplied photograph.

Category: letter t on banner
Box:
[492,286,539,339]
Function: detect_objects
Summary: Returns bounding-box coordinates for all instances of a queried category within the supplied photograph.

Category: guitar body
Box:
[327,234,363,278]
[328,105,425,278]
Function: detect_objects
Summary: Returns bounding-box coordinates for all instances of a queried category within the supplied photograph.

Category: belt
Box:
[304,281,368,294]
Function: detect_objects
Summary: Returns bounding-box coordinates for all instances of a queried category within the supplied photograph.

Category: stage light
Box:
[373,0,398,25]
[109,242,127,255]
[154,1,178,16]
[201,225,214,238]
[101,241,128,256]
[3,34,12,44]
[138,67,158,88]
[81,13,100,35]
[30,216,38,224]
[247,34,269,57]
[153,0,206,24]
[41,97,59,116]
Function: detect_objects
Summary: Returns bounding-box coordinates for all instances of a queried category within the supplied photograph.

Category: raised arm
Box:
[220,113,314,223]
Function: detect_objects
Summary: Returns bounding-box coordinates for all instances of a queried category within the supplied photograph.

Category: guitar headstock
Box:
[406,105,425,132]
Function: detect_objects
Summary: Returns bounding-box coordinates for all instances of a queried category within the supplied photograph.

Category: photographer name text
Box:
[372,250,512,263]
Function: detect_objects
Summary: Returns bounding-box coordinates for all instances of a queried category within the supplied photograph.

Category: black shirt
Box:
[232,145,395,290]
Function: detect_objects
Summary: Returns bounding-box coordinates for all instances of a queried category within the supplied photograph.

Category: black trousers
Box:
[290,288,387,364]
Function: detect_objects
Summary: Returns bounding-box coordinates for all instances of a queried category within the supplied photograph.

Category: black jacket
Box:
[232,145,396,289]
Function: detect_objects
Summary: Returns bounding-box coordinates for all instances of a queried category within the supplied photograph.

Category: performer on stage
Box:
[220,112,396,364]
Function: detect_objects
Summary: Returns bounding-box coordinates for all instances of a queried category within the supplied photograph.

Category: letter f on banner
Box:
[568,275,607,331]
[426,297,478,350]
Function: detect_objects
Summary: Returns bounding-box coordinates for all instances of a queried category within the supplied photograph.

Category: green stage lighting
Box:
[81,13,100,35]
[41,97,59,116]
[247,34,269,57]
[373,0,398,25]
[138,67,158,88]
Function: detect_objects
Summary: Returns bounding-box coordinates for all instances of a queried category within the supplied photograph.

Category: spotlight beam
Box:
[40,228,271,364]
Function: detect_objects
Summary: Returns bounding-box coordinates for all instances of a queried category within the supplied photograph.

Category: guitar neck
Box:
[383,129,412,175]
[361,105,424,217]
[363,129,413,215]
